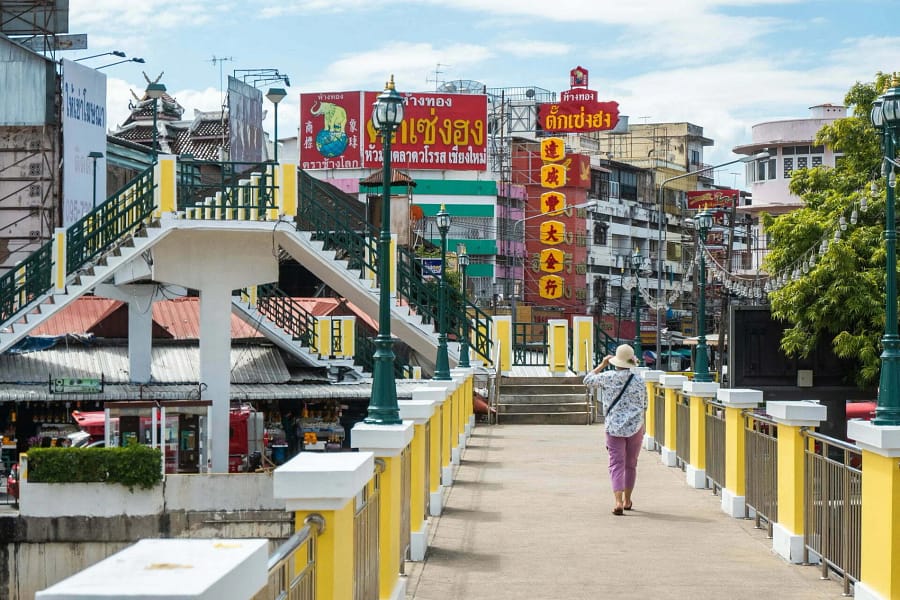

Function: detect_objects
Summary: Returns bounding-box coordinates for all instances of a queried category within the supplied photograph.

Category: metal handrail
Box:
[802,429,862,595]
[653,387,666,450]
[251,284,319,351]
[704,399,726,492]
[592,322,619,365]
[263,514,325,600]
[354,331,414,379]
[674,392,691,470]
[177,159,277,216]
[354,461,381,600]
[512,321,549,366]
[743,410,778,536]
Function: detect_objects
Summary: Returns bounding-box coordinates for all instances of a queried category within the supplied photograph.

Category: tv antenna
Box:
[209,55,233,159]
[426,63,450,92]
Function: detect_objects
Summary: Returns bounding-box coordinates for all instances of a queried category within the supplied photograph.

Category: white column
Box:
[200,285,232,473]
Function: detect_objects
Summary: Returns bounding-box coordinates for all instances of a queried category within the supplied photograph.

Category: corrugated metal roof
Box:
[0,381,423,403]
[0,343,289,384]
[29,297,263,339]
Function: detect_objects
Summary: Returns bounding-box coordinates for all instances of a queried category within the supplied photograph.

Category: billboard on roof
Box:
[61,59,106,226]
[299,90,488,171]
[0,0,69,35]
[227,76,264,164]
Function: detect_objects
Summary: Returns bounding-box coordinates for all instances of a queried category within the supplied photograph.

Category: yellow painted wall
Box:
[859,451,900,598]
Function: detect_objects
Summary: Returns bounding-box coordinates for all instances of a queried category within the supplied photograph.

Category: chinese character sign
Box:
[539,275,564,299]
[540,220,565,245]
[540,137,566,162]
[540,164,566,189]
[540,248,564,273]
[686,189,739,209]
[540,191,566,215]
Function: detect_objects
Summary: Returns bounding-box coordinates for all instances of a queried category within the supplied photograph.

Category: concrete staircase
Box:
[496,375,591,425]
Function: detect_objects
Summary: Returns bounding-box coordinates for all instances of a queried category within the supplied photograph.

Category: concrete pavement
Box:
[405,423,846,600]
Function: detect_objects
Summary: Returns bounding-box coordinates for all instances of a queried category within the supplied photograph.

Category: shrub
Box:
[26,445,163,491]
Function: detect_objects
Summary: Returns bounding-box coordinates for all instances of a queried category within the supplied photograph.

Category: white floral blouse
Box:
[583,369,648,437]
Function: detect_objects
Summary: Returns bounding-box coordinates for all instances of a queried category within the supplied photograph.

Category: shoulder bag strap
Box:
[605,374,635,416]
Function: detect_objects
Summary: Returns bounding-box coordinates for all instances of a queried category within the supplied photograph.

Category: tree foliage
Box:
[762,72,895,386]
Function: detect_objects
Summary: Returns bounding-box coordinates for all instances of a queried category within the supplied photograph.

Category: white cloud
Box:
[495,40,572,58]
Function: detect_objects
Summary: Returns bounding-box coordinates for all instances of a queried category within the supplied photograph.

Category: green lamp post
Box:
[871,74,900,425]
[457,248,471,369]
[265,87,287,162]
[630,248,643,362]
[364,75,404,425]
[694,209,714,383]
[434,204,452,380]
[146,82,166,163]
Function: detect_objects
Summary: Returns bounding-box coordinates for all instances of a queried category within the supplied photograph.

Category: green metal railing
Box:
[512,321,548,366]
[250,284,319,351]
[355,330,414,379]
[0,241,52,323]
[66,166,156,276]
[593,322,619,365]
[297,169,492,365]
[178,159,277,218]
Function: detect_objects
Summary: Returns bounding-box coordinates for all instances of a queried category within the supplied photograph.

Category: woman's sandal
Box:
[612,506,624,516]
[624,503,633,511]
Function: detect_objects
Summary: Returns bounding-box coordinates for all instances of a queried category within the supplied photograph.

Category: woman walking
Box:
[584,344,648,515]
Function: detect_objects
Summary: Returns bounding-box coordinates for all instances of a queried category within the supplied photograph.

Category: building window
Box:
[812,156,823,167]
[798,156,808,170]
[690,149,700,165]
[783,157,793,178]
[593,223,608,245]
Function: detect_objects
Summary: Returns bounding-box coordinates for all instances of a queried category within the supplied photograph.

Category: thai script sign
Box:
[61,59,106,226]
[687,189,739,209]
[300,91,488,171]
[538,66,619,133]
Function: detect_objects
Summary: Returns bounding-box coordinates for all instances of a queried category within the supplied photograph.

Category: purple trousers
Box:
[605,427,644,492]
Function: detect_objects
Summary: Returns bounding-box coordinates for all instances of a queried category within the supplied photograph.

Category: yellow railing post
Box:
[398,398,437,562]
[766,401,827,563]
[412,386,449,516]
[571,316,594,375]
[279,162,297,218]
[273,452,374,599]
[452,368,474,450]
[641,370,664,450]
[682,381,719,489]
[847,419,900,600]
[351,422,415,600]
[716,388,762,517]
[547,318,569,376]
[492,315,512,376]
[154,155,177,216]
[658,374,687,467]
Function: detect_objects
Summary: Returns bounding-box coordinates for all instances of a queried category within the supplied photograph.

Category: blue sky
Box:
[68,0,897,188]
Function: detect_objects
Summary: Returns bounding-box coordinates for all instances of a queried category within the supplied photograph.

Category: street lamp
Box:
[434,204,453,380]
[871,74,900,425]
[145,82,167,162]
[96,57,146,70]
[694,208,714,383]
[654,150,770,361]
[265,87,287,162]
[457,247,471,369]
[364,75,404,425]
[88,151,103,210]
[75,50,125,62]
[630,248,643,361]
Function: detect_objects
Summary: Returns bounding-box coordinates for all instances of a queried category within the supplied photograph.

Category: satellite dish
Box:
[525,89,535,98]
[441,79,486,94]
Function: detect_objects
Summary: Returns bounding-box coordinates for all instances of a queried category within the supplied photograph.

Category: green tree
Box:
[763,73,895,386]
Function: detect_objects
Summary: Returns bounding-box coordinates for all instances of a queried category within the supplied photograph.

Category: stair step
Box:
[497,412,591,425]
[498,403,588,414]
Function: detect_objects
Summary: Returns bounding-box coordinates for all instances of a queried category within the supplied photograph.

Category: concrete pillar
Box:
[451,368,474,443]
[352,423,415,600]
[571,316,593,375]
[659,374,687,467]
[413,387,449,516]
[398,398,437,561]
[717,388,762,518]
[682,380,719,489]
[847,421,900,600]
[640,370,664,450]
[766,401,827,563]
[547,318,568,376]
[274,452,373,599]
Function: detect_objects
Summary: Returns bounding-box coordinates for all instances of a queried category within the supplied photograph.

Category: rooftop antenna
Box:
[209,55,233,159]
[426,63,449,92]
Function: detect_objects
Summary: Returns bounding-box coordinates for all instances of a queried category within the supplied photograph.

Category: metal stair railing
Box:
[1,165,156,328]
[593,321,620,365]
[354,329,414,379]
[66,165,157,275]
[295,169,493,365]
[512,321,548,366]
[249,284,319,351]
[296,170,378,282]
[178,159,277,218]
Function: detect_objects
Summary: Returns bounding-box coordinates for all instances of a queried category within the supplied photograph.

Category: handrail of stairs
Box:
[354,329,414,379]
[513,321,549,366]
[66,165,157,276]
[252,284,319,351]
[177,159,278,218]
[296,170,378,281]
[593,322,619,365]
[1,165,156,329]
